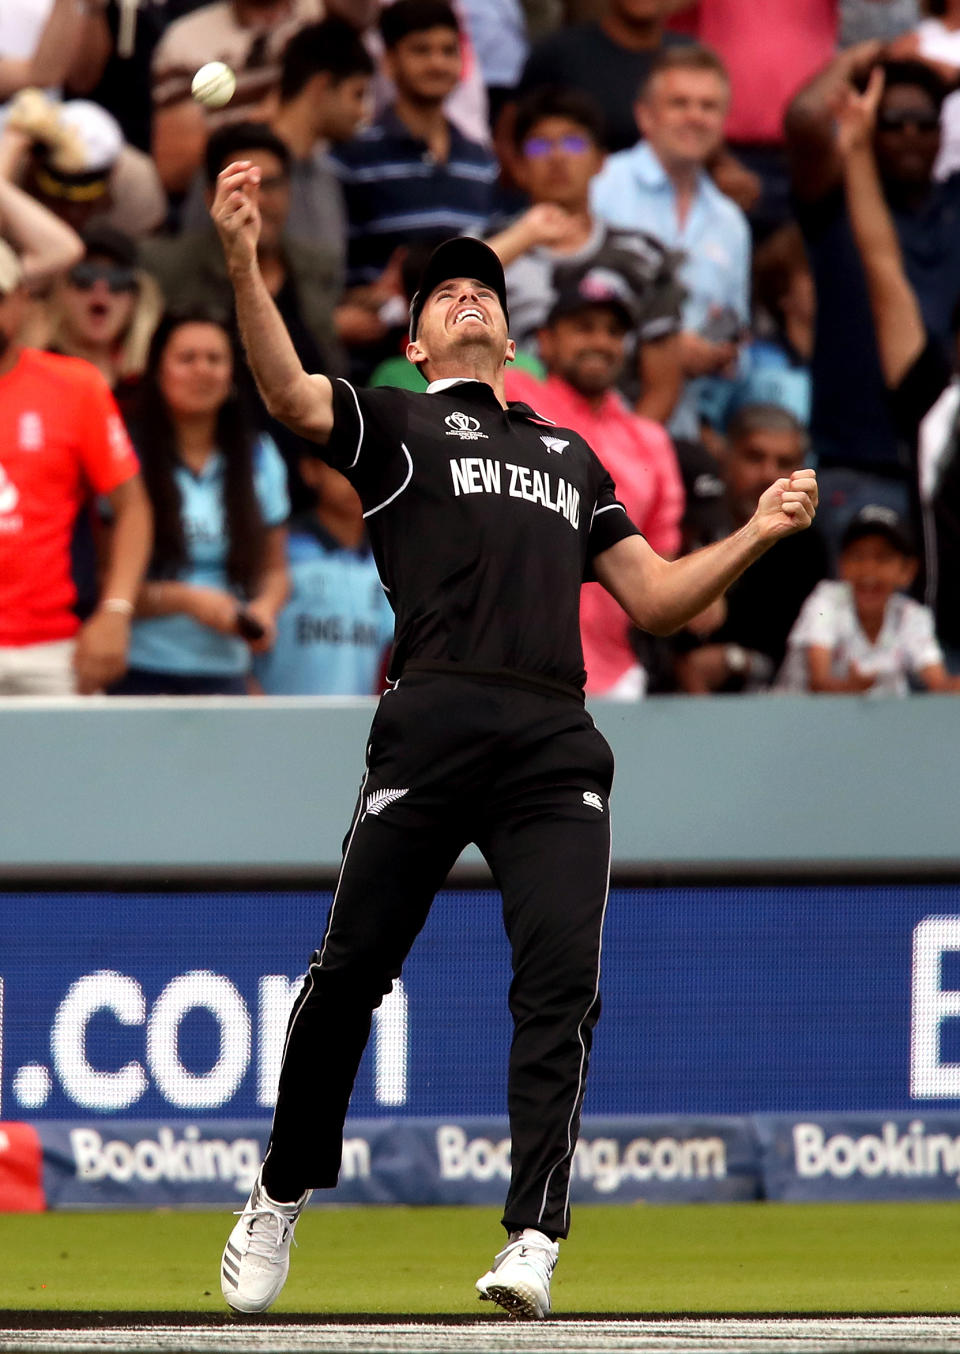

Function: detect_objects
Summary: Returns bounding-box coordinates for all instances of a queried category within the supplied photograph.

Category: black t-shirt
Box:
[715,528,830,668]
[86,1,163,152]
[799,180,960,474]
[889,337,960,649]
[673,527,829,673]
[518,24,692,154]
[320,379,641,692]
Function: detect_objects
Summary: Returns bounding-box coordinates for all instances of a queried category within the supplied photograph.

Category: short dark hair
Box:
[204,122,291,187]
[727,402,808,450]
[512,86,606,153]
[875,58,949,113]
[280,18,374,102]
[638,43,730,101]
[380,0,459,50]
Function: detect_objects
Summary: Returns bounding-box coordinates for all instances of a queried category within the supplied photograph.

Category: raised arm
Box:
[593,470,818,636]
[836,69,926,389]
[0,141,83,285]
[784,40,883,204]
[210,161,335,445]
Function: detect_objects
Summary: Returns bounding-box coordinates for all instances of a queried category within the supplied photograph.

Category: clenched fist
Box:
[753,469,819,542]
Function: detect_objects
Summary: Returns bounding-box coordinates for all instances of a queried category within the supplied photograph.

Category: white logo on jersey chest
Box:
[540,435,569,455]
[445,411,488,441]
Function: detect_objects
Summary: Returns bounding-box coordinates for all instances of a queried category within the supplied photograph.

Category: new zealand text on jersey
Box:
[449,456,581,529]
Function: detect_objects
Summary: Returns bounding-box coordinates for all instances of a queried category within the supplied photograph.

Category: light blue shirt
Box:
[460,0,528,87]
[590,141,751,439]
[128,435,290,677]
[254,519,393,696]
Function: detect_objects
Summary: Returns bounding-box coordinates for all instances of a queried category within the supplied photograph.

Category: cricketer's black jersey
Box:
[320,378,641,693]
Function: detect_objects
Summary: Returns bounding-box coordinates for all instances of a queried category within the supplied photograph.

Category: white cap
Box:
[0,238,23,297]
[50,100,123,174]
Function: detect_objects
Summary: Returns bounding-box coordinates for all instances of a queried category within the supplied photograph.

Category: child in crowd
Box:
[253,455,393,696]
[777,505,958,695]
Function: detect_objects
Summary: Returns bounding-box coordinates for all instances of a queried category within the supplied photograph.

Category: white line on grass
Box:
[6,1319,960,1354]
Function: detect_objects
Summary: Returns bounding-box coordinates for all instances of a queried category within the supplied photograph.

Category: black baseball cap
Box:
[840,504,915,556]
[408,237,509,340]
[545,266,637,329]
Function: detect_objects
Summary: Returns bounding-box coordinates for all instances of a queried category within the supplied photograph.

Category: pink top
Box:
[669,0,838,145]
[505,369,684,695]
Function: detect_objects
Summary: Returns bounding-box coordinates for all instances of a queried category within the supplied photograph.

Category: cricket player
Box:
[211,158,818,1319]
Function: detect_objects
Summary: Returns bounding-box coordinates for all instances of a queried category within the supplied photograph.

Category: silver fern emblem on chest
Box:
[363,787,409,819]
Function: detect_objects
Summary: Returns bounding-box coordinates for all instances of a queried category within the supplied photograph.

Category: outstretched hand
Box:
[833,66,885,159]
[211,160,262,273]
[752,470,819,542]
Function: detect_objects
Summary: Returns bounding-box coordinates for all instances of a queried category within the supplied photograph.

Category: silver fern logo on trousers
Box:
[363,788,409,819]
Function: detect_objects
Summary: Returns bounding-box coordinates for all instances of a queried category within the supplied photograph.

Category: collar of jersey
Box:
[425,376,556,424]
[426,377,479,394]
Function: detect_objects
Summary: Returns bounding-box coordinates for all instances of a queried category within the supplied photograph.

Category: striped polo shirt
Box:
[332,108,498,287]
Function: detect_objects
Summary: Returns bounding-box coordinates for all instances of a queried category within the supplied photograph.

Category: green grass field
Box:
[2,1202,960,1316]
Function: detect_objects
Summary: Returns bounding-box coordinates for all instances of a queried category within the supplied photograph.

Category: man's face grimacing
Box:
[538,307,628,399]
[725,427,806,524]
[386,25,462,106]
[407,277,514,375]
[637,68,729,171]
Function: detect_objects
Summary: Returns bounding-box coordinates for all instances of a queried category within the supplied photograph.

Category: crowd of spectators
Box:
[1,0,959,699]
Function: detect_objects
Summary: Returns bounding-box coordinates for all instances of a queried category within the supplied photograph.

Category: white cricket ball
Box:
[191,61,237,110]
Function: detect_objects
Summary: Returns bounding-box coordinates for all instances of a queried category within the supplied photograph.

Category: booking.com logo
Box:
[0,971,408,1115]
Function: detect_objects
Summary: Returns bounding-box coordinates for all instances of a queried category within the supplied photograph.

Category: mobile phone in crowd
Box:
[235,609,266,642]
[699,306,745,345]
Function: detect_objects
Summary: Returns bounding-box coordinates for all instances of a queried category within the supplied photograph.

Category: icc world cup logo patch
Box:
[445,412,488,441]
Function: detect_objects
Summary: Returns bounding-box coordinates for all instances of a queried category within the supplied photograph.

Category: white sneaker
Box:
[220,1169,311,1313]
[475,1228,558,1319]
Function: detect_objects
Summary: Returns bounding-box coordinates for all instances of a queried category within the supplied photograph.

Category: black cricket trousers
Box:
[264,671,614,1240]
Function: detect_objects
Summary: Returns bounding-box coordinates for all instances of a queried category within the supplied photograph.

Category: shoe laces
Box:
[233,1203,298,1262]
[496,1230,558,1280]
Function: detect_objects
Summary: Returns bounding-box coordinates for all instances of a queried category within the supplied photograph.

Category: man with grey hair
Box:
[673,403,829,693]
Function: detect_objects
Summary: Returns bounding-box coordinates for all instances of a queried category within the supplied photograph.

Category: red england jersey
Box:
[0,349,140,646]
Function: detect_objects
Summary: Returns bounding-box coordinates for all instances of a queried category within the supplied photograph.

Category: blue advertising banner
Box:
[4,885,960,1127]
[32,1115,760,1209]
[23,1109,960,1207]
[757,1112,960,1201]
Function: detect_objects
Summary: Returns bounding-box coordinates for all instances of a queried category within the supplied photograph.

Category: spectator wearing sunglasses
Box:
[44,225,162,620]
[0,237,152,696]
[785,52,960,555]
[488,86,685,425]
[45,225,163,423]
[886,0,960,179]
